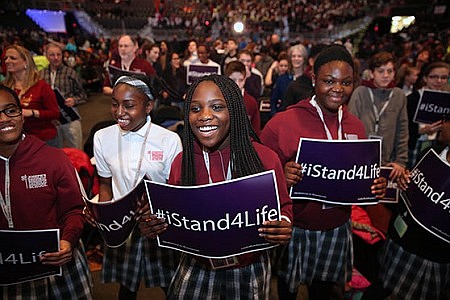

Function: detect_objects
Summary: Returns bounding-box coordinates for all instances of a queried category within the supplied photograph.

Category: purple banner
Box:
[401,149,450,243]
[379,167,399,203]
[144,171,281,258]
[413,89,450,124]
[84,180,145,248]
[290,138,381,205]
[0,229,61,286]
[186,64,220,85]
[107,65,146,86]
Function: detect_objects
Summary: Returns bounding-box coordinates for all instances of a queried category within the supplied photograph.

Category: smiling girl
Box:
[140,74,293,299]
[92,74,182,299]
[261,45,387,299]
[0,85,92,299]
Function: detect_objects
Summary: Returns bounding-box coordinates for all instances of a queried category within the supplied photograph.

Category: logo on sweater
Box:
[21,174,48,189]
[149,150,163,161]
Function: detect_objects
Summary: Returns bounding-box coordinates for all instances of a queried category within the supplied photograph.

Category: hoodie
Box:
[0,135,85,245]
[261,99,366,230]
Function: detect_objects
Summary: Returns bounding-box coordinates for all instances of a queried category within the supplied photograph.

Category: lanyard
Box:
[310,96,343,140]
[50,70,57,89]
[0,156,13,228]
[118,121,151,190]
[368,88,393,134]
[202,148,232,184]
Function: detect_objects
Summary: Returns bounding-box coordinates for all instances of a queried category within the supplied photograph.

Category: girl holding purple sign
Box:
[363,114,450,300]
[140,74,293,299]
[89,74,182,299]
[260,44,387,299]
[407,61,449,168]
[0,85,93,298]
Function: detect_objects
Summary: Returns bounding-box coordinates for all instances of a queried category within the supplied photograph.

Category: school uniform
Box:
[93,117,182,291]
[260,98,366,292]
[0,135,92,299]
[166,141,293,299]
[376,145,450,299]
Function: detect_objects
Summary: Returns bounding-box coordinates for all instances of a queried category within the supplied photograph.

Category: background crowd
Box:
[0,0,449,299]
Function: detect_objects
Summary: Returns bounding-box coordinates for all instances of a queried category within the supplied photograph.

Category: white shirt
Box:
[94,117,182,199]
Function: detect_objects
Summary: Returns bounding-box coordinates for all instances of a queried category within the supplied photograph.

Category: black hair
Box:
[0,84,21,107]
[181,74,263,185]
[313,44,354,75]
[112,73,162,102]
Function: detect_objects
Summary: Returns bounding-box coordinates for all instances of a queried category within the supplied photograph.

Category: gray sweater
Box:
[348,85,409,166]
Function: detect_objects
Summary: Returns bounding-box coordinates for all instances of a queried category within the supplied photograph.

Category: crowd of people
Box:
[0,2,449,299]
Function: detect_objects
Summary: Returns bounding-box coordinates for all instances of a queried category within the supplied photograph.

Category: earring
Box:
[24,65,27,70]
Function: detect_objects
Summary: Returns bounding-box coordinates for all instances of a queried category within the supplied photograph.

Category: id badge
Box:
[393,215,408,238]
[209,256,239,269]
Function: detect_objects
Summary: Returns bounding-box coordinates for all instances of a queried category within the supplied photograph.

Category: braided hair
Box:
[181,74,263,185]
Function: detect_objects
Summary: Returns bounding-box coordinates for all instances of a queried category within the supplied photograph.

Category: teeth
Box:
[0,126,14,132]
[117,119,130,126]
[199,126,217,132]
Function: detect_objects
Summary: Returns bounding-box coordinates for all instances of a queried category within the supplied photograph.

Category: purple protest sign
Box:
[0,229,61,286]
[413,89,450,124]
[144,170,281,258]
[186,64,220,85]
[401,149,450,243]
[84,180,145,248]
[290,138,381,205]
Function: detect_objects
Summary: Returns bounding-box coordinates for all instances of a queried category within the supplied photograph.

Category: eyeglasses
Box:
[428,74,449,80]
[0,105,22,117]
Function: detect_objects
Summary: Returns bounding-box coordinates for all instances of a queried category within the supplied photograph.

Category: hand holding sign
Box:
[138,214,168,239]
[258,219,292,244]
[283,161,303,187]
[371,176,387,199]
[40,240,73,267]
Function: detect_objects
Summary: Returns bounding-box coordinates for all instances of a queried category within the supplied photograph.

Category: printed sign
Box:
[54,88,81,124]
[290,138,381,205]
[145,170,281,258]
[84,180,145,248]
[107,65,146,86]
[379,167,399,203]
[186,64,220,85]
[401,149,450,243]
[413,89,450,124]
[0,229,61,286]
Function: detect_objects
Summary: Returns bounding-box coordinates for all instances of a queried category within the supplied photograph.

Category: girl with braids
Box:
[140,74,292,299]
[261,45,387,300]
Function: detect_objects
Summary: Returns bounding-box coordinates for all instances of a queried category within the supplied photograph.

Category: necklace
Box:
[118,120,151,191]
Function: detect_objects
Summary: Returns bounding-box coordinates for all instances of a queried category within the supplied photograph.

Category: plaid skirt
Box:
[379,239,450,300]
[277,221,353,293]
[101,228,180,292]
[1,243,93,300]
[167,252,271,300]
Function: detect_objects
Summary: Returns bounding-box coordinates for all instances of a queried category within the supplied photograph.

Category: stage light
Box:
[233,21,244,33]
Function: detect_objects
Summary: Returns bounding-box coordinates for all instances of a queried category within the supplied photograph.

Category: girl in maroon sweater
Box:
[0,85,92,298]
[140,74,292,299]
[261,45,387,299]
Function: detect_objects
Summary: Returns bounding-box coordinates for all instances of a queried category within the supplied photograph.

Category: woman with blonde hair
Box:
[2,45,60,146]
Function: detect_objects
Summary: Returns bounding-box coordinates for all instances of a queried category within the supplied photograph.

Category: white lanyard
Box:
[202,148,232,184]
[50,70,57,89]
[0,156,13,228]
[118,121,151,190]
[368,88,393,134]
[310,96,343,140]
